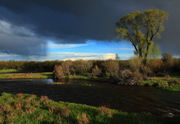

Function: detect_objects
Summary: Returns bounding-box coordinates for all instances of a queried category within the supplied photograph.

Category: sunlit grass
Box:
[162,86,180,92]
[0,69,52,79]
[143,76,180,91]
[149,76,180,81]
[0,72,52,79]
[68,75,89,80]
[0,69,18,73]
[0,92,178,124]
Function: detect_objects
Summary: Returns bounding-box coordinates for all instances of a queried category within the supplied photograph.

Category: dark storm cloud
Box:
[0,0,179,56]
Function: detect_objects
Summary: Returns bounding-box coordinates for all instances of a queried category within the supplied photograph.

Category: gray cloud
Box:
[0,0,179,56]
[0,19,46,56]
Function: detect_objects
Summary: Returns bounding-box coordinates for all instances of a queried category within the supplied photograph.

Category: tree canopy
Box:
[116,9,168,62]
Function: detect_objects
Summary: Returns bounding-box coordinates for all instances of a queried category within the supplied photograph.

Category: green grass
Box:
[161,86,180,92]
[0,92,179,124]
[0,72,52,79]
[142,79,165,85]
[0,69,52,79]
[68,75,109,82]
[68,75,90,80]
[0,69,18,73]
[143,77,180,91]
[149,76,180,81]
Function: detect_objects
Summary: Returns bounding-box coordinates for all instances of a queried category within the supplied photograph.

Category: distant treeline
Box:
[0,57,179,75]
[0,61,60,72]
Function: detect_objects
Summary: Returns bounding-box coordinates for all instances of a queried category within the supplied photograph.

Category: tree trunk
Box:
[144,42,151,65]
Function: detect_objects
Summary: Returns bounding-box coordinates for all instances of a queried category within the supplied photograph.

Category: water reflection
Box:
[0,79,54,84]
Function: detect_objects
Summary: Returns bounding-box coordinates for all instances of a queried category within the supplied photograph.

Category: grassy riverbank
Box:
[0,69,179,91]
[143,77,180,91]
[0,92,179,124]
[68,75,180,92]
[0,69,52,79]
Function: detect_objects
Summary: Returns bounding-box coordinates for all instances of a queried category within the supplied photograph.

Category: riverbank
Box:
[0,69,52,79]
[67,75,180,92]
[0,69,179,92]
[0,92,179,124]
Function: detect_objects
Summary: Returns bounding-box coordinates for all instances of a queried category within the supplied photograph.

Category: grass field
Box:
[0,69,18,73]
[0,92,179,124]
[0,69,52,79]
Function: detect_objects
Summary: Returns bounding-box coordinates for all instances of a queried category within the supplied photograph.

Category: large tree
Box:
[116,9,168,63]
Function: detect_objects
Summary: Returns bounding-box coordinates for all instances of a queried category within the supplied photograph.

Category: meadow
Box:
[0,92,179,124]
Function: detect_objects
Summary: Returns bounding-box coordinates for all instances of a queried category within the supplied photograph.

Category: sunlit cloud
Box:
[47,41,87,49]
[42,52,116,61]
[118,54,134,59]
[0,53,18,57]
[0,52,116,61]
[0,20,35,37]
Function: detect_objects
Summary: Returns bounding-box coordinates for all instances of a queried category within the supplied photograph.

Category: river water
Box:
[0,79,180,116]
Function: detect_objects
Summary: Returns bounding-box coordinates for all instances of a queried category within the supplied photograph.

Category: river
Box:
[0,79,180,116]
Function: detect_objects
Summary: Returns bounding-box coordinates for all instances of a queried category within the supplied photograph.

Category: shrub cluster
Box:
[52,60,144,85]
[51,58,180,85]
[0,54,180,77]
[128,55,180,76]
[91,65,102,78]
[53,65,65,81]
[0,61,61,72]
[117,69,143,85]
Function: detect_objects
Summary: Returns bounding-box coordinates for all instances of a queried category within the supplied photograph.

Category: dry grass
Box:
[98,106,113,117]
[40,96,49,104]
[60,108,71,117]
[77,113,90,124]
[16,93,24,98]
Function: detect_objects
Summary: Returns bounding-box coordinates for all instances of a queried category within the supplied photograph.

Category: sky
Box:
[0,0,180,60]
